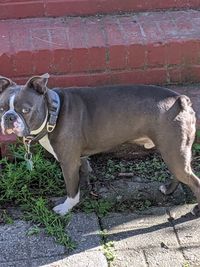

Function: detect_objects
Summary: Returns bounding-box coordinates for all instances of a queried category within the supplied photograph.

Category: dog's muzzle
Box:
[1,110,29,136]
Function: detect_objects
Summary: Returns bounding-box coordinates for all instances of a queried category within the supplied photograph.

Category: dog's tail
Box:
[178,95,192,111]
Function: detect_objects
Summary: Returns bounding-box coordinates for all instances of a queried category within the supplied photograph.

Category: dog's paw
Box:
[191,204,200,216]
[159,184,167,195]
[53,203,70,216]
[53,192,80,216]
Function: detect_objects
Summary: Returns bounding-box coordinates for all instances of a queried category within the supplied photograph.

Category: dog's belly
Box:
[39,135,58,160]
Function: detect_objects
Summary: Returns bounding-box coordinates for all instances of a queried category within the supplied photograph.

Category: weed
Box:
[100,230,115,265]
[0,144,73,248]
[2,210,14,224]
[82,198,113,217]
[23,197,75,248]
[27,226,41,236]
[102,241,116,264]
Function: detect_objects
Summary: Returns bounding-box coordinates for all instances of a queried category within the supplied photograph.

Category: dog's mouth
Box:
[4,127,24,137]
[5,128,15,134]
[3,120,29,137]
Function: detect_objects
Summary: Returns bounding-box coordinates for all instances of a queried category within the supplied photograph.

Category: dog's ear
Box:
[25,73,49,94]
[0,76,16,93]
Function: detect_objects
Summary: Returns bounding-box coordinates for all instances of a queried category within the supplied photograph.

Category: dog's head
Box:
[0,74,49,137]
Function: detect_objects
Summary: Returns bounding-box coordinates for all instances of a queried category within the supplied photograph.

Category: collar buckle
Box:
[47,122,55,132]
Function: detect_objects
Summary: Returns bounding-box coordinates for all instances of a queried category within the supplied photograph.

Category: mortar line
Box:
[167,209,187,261]
[97,214,110,267]
[142,250,150,267]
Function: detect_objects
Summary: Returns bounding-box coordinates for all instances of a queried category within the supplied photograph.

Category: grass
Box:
[0,144,74,248]
[0,144,65,205]
[23,197,75,248]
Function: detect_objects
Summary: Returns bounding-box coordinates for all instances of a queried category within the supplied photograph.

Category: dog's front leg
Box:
[53,158,81,216]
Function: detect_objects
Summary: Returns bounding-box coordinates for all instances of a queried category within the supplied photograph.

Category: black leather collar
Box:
[23,90,60,144]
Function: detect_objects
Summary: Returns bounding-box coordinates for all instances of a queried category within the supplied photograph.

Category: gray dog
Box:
[0,74,199,216]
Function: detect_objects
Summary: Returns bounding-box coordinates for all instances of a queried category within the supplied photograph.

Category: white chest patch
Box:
[39,135,58,160]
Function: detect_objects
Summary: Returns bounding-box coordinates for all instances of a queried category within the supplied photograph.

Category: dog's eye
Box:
[22,108,30,114]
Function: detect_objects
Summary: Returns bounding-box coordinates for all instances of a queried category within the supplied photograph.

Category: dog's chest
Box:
[39,135,58,160]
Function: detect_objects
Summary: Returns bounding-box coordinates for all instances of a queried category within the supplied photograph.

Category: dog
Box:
[0,73,199,216]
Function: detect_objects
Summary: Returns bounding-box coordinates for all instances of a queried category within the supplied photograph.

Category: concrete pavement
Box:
[0,204,200,267]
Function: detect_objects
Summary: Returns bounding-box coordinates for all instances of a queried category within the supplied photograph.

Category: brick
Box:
[0,134,16,143]
[0,22,11,53]
[118,16,144,44]
[88,72,111,86]
[109,45,127,70]
[48,73,91,87]
[165,42,184,65]
[87,47,107,71]
[0,133,16,158]
[1,0,200,20]
[128,44,146,68]
[103,17,126,46]
[167,66,182,84]
[146,43,166,67]
[52,49,71,74]
[70,48,90,73]
[68,18,86,49]
[140,20,165,44]
[45,0,95,17]
[0,1,44,20]
[13,51,34,76]
[9,23,32,52]
[0,53,14,77]
[110,68,166,85]
[30,28,51,50]
[166,40,200,66]
[173,13,198,37]
[180,40,200,65]
[103,17,127,69]
[84,18,106,48]
[32,50,54,74]
[41,72,112,88]
[159,20,180,40]
[48,27,69,50]
[44,0,200,17]
[186,65,200,83]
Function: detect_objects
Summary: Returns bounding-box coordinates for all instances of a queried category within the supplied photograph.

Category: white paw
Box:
[53,203,70,216]
[159,184,167,195]
[53,191,80,216]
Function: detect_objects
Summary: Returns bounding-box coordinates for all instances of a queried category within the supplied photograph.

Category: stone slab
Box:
[169,204,200,266]
[101,207,185,267]
[34,251,108,267]
[67,212,103,253]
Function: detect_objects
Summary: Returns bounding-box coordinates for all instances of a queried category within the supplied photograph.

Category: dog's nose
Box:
[5,113,16,123]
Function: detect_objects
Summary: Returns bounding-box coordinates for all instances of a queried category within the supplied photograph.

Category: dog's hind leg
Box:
[158,127,200,215]
[159,179,179,195]
[79,157,93,188]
